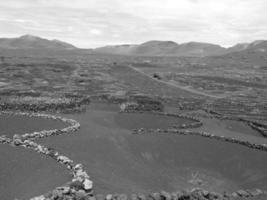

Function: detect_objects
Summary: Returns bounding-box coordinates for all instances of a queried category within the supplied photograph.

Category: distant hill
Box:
[200,40,267,71]
[1,35,266,58]
[94,40,226,57]
[218,40,267,67]
[171,42,226,57]
[0,35,76,50]
[94,40,267,57]
[131,40,179,55]
[226,43,250,53]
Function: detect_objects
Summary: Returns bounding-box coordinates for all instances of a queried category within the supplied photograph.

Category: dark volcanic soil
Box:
[114,112,193,130]
[0,144,70,200]
[38,103,267,194]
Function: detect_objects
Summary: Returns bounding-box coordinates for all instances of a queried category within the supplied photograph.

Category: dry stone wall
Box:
[0,111,94,200]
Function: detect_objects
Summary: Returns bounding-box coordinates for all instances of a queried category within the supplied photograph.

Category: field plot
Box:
[130,59,267,122]
[0,144,70,200]
[108,64,204,99]
[38,104,267,195]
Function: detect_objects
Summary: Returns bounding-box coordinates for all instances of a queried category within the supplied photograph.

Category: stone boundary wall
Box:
[202,108,267,137]
[132,128,267,151]
[0,111,94,200]
[0,96,91,113]
[0,111,80,141]
[92,188,267,200]
[121,110,203,129]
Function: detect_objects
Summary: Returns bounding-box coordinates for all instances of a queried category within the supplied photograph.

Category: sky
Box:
[0,0,267,48]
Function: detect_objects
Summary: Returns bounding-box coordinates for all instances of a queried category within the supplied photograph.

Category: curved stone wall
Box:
[203,108,267,137]
[0,111,93,200]
[121,110,203,130]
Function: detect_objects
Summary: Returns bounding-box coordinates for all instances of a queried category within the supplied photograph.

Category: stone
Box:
[237,190,249,197]
[231,192,238,198]
[51,189,64,199]
[74,163,84,170]
[83,178,93,190]
[250,189,263,196]
[106,194,113,200]
[30,195,46,200]
[75,190,88,199]
[76,169,90,178]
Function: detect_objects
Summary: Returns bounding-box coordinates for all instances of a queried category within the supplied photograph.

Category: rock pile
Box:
[29,188,267,200]
[0,96,90,113]
[0,135,11,144]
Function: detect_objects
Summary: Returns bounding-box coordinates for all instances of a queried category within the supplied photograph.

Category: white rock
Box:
[30,195,45,200]
[83,179,93,190]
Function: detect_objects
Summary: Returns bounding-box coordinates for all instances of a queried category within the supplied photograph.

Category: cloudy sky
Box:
[0,0,267,48]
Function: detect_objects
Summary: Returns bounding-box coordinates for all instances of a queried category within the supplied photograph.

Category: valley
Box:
[0,35,266,200]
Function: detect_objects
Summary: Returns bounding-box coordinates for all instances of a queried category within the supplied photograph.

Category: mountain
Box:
[227,43,250,53]
[171,42,226,57]
[1,35,266,58]
[245,40,267,52]
[94,40,226,57]
[222,40,267,57]
[131,40,179,55]
[206,40,267,68]
[0,35,76,49]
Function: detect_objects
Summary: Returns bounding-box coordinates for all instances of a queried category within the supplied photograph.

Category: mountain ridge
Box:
[0,35,267,57]
[0,35,76,50]
[94,39,267,57]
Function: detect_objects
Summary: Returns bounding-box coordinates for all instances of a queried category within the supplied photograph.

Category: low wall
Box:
[0,111,94,200]
[0,96,91,113]
[203,108,267,137]
[121,110,203,129]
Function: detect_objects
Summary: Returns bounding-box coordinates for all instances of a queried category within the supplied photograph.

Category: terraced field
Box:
[0,52,266,200]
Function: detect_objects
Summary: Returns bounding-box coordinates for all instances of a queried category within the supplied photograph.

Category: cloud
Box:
[0,0,267,47]
[90,29,102,36]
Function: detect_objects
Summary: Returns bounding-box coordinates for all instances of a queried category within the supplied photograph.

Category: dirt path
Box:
[129,65,224,99]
